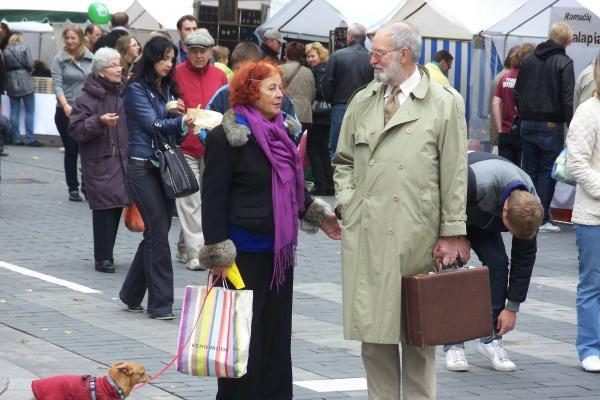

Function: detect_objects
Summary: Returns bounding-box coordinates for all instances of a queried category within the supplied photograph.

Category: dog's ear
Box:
[113,361,134,376]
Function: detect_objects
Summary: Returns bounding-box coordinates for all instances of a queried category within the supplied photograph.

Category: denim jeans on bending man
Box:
[520,120,564,224]
[329,104,347,158]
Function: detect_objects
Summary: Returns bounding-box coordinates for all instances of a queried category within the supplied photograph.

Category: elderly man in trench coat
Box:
[332,22,468,400]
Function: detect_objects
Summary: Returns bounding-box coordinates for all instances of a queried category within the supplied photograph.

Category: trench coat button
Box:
[406,128,412,134]
[392,194,400,202]
[387,228,394,235]
[368,159,375,166]
[366,192,372,199]
[398,163,405,170]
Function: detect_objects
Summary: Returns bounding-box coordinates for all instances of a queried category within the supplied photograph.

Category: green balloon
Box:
[88,2,111,25]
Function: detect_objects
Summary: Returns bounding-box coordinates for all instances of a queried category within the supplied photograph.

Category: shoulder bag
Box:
[153,130,200,199]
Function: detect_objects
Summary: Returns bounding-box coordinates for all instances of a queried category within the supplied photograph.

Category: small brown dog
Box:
[31,361,151,399]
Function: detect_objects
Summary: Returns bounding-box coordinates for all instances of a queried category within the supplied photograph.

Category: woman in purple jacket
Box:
[68,48,129,273]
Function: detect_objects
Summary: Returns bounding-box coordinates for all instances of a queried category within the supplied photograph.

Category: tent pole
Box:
[503,0,560,53]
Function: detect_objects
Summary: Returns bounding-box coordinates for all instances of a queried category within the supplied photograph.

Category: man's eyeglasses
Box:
[105,64,123,69]
[369,47,404,59]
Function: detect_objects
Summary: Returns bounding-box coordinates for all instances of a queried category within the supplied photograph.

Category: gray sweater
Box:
[51,48,93,107]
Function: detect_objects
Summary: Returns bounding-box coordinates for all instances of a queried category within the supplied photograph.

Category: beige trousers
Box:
[175,155,204,261]
[361,342,436,400]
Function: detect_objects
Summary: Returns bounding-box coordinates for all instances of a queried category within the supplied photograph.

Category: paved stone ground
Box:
[0,145,597,399]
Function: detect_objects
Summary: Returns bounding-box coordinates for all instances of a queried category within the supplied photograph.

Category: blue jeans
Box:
[574,224,600,361]
[520,120,564,223]
[329,104,347,158]
[9,93,35,144]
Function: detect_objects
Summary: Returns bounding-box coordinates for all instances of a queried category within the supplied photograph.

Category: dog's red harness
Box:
[31,375,124,400]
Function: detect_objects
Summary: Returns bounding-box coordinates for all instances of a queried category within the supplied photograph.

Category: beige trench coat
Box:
[333,68,468,344]
[281,61,315,124]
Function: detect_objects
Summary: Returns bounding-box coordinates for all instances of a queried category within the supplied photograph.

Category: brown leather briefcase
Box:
[402,266,493,347]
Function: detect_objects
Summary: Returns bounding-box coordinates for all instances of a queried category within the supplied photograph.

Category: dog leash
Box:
[133,274,221,391]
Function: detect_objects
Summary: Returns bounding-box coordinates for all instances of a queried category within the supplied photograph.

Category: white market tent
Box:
[472,0,600,139]
[257,0,525,122]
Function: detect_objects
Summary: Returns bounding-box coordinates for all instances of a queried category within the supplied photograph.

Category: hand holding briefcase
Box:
[402,265,493,347]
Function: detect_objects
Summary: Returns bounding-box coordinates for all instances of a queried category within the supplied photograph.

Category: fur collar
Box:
[221,109,302,147]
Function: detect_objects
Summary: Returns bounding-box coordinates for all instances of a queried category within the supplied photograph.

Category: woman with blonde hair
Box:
[3,32,39,146]
[116,35,141,80]
[305,42,334,195]
[51,25,93,201]
[566,56,600,373]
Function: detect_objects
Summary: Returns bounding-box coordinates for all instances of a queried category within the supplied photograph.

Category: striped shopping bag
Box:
[176,284,253,378]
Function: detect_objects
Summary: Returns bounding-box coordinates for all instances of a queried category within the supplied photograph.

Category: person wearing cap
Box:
[261,28,285,63]
[173,30,228,271]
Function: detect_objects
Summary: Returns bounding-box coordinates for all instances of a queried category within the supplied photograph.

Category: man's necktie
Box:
[384,86,401,125]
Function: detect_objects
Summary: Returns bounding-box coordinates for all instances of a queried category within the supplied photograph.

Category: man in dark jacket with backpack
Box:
[442,152,544,373]
[514,22,575,233]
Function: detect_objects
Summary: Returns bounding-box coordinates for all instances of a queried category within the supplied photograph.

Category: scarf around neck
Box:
[234,105,305,289]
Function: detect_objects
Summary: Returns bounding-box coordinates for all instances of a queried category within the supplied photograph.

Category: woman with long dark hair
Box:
[51,26,93,201]
[119,37,194,320]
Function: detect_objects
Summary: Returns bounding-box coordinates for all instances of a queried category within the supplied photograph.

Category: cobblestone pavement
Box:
[0,145,597,399]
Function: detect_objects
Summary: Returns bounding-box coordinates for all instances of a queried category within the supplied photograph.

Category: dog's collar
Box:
[108,375,126,400]
[89,376,97,400]
[89,376,126,400]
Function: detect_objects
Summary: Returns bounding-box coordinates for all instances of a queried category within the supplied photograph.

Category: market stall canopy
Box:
[257,0,526,42]
[0,0,192,30]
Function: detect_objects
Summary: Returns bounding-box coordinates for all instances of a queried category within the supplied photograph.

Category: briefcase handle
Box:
[434,256,464,273]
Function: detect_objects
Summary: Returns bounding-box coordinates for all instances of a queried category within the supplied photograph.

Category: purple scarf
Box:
[234,105,305,289]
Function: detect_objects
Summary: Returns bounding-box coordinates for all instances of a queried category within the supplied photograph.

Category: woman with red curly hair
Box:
[200,60,341,399]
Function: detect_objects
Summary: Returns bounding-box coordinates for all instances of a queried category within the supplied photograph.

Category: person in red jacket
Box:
[174,30,228,270]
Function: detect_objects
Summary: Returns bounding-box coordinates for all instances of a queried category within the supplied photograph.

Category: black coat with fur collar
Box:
[200,110,331,268]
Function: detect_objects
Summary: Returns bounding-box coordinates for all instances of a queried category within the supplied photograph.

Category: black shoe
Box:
[127,304,144,313]
[69,190,83,202]
[26,140,44,147]
[0,152,7,157]
[149,312,174,320]
[15,142,25,146]
[95,260,115,273]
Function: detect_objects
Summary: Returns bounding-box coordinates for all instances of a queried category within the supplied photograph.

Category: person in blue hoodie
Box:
[442,152,544,373]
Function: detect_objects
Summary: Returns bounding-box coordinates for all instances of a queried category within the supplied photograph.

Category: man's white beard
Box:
[374,58,401,86]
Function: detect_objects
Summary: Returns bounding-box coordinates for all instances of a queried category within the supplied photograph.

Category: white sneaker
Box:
[186,258,206,271]
[581,356,600,372]
[446,346,469,371]
[538,222,561,233]
[477,339,517,371]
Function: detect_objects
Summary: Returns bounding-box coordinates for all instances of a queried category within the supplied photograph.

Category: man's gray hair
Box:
[348,23,367,44]
[385,22,422,63]
[92,48,121,74]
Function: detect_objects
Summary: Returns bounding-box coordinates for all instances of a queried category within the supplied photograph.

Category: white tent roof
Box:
[258,0,526,42]
[0,0,192,30]
[486,0,600,37]
[256,0,404,42]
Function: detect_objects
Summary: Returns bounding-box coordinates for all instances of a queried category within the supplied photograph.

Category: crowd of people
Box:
[0,9,599,400]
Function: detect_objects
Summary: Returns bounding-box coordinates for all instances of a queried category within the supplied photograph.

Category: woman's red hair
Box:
[229,60,282,107]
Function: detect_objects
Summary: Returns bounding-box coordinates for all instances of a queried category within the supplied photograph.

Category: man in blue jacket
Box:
[442,152,544,372]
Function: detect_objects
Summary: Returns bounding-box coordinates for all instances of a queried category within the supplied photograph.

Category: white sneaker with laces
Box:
[477,339,517,371]
[446,347,469,371]
[581,355,600,372]
[538,221,561,232]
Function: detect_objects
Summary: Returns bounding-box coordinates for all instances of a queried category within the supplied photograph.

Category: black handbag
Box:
[311,99,331,114]
[153,131,199,199]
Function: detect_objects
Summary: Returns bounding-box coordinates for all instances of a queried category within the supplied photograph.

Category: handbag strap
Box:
[284,63,302,88]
